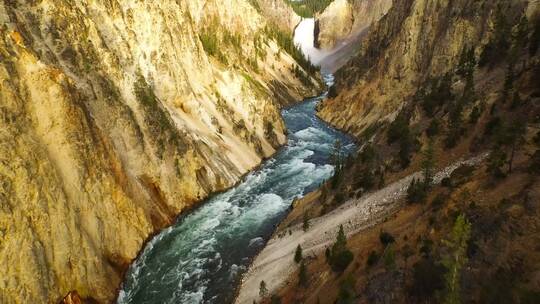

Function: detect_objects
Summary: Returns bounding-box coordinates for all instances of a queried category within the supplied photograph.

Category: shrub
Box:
[387,110,411,144]
[366,251,379,267]
[270,295,282,304]
[427,119,440,138]
[337,275,356,304]
[408,258,447,300]
[487,149,508,179]
[383,246,396,270]
[469,106,481,124]
[432,193,447,208]
[379,231,395,247]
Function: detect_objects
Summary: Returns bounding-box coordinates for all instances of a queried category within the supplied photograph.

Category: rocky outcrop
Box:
[320,0,537,137]
[251,0,301,34]
[316,0,392,50]
[0,0,320,303]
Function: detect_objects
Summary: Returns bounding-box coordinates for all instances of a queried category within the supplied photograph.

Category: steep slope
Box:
[315,0,392,50]
[251,0,301,34]
[0,0,321,303]
[253,0,540,303]
[320,0,537,136]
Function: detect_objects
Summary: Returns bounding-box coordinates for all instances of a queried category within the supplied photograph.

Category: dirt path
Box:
[235,154,487,304]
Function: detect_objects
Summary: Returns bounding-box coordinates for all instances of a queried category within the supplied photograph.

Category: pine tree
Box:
[328,225,354,272]
[502,62,515,100]
[303,212,310,232]
[506,119,527,173]
[294,245,303,263]
[298,262,308,287]
[259,280,268,298]
[421,141,436,189]
[331,139,344,169]
[442,215,472,304]
[334,225,347,253]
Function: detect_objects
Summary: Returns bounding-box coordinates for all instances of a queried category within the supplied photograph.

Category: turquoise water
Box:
[117,75,355,304]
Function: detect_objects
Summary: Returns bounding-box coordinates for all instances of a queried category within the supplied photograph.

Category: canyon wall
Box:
[320,0,538,137]
[0,0,320,303]
[252,0,301,33]
[315,0,392,50]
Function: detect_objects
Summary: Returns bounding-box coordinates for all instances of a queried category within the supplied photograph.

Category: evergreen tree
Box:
[298,262,308,287]
[294,245,303,263]
[407,178,427,203]
[331,139,344,169]
[469,106,481,124]
[506,119,527,173]
[337,275,356,304]
[259,280,268,298]
[427,119,441,138]
[421,141,436,189]
[328,225,354,272]
[456,46,476,78]
[502,62,515,100]
[442,215,472,304]
[487,149,508,179]
[303,212,310,232]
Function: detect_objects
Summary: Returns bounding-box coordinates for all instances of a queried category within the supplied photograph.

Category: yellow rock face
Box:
[0,0,320,303]
[320,0,538,137]
[316,0,392,50]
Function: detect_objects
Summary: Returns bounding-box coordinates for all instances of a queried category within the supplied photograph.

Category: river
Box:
[117,73,355,304]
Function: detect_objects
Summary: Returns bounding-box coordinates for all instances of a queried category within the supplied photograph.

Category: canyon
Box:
[1,0,540,303]
[0,0,320,303]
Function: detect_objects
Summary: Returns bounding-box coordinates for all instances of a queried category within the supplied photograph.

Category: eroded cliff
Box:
[320,0,538,137]
[251,0,301,34]
[0,0,320,303]
[315,0,392,50]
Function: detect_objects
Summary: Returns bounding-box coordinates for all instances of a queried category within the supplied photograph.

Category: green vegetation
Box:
[247,0,262,13]
[442,214,472,304]
[264,24,319,74]
[418,74,454,116]
[421,141,436,187]
[336,275,356,304]
[366,250,379,267]
[133,74,180,157]
[407,178,428,204]
[479,4,511,67]
[259,280,268,298]
[383,245,396,270]
[199,24,230,65]
[409,258,447,301]
[303,212,310,232]
[294,245,303,263]
[286,0,334,18]
[327,225,354,272]
[387,109,418,168]
[379,231,395,247]
[298,262,308,287]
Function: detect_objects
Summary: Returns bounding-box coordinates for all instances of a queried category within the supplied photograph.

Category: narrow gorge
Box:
[1,1,540,304]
